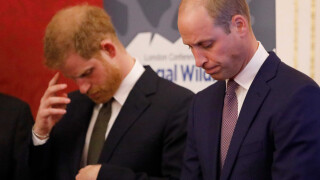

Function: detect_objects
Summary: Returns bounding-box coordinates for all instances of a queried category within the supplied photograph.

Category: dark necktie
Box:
[220,80,239,170]
[87,100,112,165]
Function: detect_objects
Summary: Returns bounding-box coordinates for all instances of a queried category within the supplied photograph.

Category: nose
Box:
[191,48,207,68]
[76,78,91,94]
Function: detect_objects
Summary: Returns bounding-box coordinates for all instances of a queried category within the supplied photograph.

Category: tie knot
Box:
[226,79,239,95]
[100,98,113,115]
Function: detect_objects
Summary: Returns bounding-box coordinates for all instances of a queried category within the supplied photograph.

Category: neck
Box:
[243,33,258,65]
[232,34,258,80]
[118,49,135,80]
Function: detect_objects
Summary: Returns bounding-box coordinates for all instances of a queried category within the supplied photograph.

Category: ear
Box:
[230,15,249,36]
[100,39,116,58]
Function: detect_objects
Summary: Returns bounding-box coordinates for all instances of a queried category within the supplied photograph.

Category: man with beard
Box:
[30,4,193,180]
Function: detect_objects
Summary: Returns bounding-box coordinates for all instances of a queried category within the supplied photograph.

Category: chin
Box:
[210,74,224,81]
[89,97,107,104]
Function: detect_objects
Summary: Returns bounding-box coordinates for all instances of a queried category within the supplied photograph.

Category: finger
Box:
[46,107,67,116]
[48,72,60,87]
[38,108,67,120]
[42,84,68,100]
[35,108,66,130]
[37,107,66,118]
[44,96,70,108]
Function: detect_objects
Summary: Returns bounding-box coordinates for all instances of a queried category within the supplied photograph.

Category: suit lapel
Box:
[98,66,157,162]
[221,52,280,180]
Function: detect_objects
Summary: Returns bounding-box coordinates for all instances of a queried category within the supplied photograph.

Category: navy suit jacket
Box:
[30,66,194,180]
[181,52,320,180]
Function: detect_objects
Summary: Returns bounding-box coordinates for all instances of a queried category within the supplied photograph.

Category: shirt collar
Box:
[113,59,145,106]
[228,41,269,90]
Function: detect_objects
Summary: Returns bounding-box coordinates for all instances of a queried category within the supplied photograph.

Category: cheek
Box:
[91,69,108,86]
[205,46,227,63]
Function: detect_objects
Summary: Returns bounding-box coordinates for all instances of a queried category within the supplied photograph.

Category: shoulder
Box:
[256,52,319,96]
[278,62,318,86]
[158,77,194,97]
[0,93,30,110]
[0,93,33,127]
[269,60,319,96]
[139,66,194,99]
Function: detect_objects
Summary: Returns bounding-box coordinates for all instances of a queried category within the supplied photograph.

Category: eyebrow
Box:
[186,39,215,47]
[65,67,93,80]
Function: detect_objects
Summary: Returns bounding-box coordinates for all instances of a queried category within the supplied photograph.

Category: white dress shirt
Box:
[227,42,269,115]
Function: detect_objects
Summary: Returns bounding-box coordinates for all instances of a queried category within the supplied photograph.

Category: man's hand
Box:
[33,72,70,139]
[76,165,102,180]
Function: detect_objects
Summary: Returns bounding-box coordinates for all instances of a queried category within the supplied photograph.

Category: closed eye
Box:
[79,68,93,78]
[200,41,213,49]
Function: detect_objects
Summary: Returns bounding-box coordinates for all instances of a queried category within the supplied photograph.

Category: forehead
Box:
[178,5,225,45]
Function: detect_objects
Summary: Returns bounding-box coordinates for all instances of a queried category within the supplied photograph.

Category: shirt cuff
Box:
[32,131,49,146]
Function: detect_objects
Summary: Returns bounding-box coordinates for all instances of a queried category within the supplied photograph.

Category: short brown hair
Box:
[44,4,117,68]
[180,0,251,34]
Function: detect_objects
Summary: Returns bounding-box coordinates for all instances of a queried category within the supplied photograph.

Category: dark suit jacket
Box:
[30,66,194,180]
[181,52,320,180]
[0,93,34,180]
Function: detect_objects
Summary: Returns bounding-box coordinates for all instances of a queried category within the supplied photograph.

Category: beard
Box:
[87,60,122,104]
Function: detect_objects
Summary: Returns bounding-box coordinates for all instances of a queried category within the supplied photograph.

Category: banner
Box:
[104,0,276,92]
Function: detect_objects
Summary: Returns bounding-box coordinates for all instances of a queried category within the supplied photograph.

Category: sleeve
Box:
[272,85,320,180]
[13,102,34,180]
